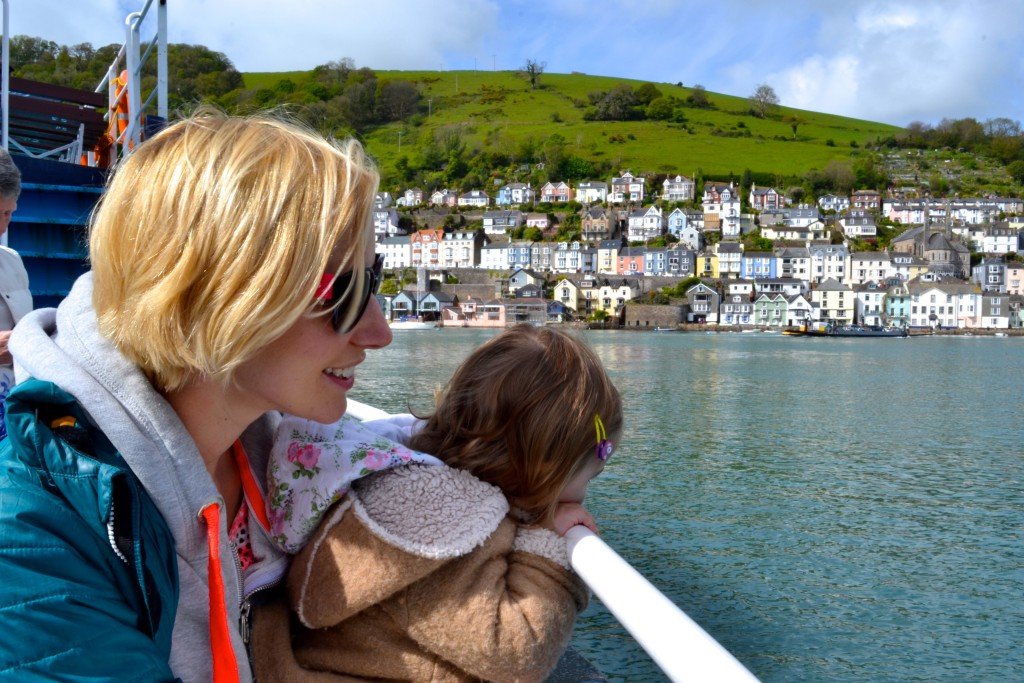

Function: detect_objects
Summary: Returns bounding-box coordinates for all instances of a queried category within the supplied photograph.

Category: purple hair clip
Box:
[594,415,613,461]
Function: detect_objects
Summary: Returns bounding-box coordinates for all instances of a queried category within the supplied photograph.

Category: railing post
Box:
[123,11,142,150]
[2,0,9,152]
[157,0,168,120]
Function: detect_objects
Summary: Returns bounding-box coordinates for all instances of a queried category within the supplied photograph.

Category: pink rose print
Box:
[287,442,321,470]
[269,503,288,537]
[363,448,390,470]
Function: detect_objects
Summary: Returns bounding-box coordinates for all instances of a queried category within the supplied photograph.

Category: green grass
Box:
[243,69,901,186]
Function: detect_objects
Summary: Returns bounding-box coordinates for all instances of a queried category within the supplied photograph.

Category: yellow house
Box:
[810,278,855,323]
[696,252,719,279]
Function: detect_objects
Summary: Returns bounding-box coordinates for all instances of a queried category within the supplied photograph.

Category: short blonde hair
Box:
[409,325,623,522]
[90,109,379,391]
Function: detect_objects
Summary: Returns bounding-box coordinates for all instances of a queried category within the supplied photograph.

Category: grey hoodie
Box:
[10,272,287,682]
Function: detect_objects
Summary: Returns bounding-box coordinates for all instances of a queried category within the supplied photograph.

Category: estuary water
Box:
[350,329,1023,682]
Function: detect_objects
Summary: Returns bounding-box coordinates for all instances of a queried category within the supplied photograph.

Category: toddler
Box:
[255,324,622,682]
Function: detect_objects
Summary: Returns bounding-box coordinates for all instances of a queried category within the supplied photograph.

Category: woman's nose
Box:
[351,296,392,349]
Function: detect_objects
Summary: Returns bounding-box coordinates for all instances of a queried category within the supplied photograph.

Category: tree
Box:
[748,84,779,118]
[646,97,674,120]
[686,84,711,109]
[1008,160,1024,184]
[783,114,806,139]
[521,59,546,90]
[634,82,662,106]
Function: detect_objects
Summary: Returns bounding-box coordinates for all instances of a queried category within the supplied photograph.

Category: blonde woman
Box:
[0,148,30,440]
[0,112,391,680]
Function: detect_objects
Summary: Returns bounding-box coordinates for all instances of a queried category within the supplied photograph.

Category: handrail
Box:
[345,398,760,682]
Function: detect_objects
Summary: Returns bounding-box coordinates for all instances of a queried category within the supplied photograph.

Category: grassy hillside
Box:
[243,69,900,189]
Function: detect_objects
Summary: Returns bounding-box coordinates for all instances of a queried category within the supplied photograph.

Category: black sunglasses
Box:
[317,254,385,333]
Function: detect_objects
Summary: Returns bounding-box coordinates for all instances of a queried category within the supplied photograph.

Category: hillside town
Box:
[372,172,1024,331]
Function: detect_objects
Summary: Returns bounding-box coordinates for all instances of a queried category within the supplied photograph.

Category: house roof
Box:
[815,278,850,291]
[851,251,889,261]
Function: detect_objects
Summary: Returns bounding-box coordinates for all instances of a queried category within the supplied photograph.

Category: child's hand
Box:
[549,502,598,536]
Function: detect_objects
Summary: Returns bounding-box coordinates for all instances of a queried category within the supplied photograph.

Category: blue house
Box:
[644,247,669,275]
[740,251,777,280]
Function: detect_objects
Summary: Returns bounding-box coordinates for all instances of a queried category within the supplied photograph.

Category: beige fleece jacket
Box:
[253,463,589,683]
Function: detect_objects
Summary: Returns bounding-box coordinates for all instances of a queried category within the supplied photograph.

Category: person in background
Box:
[254,324,623,682]
[0,149,31,440]
[0,111,392,681]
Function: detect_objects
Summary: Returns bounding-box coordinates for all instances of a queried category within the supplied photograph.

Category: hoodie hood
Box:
[10,271,283,681]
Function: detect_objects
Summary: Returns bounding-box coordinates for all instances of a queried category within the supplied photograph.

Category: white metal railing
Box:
[94,0,167,162]
[345,398,760,682]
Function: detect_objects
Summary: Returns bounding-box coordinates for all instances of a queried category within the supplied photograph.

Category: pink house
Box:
[540,181,573,203]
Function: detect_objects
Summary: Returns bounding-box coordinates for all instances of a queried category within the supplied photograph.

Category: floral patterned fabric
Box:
[267,414,444,553]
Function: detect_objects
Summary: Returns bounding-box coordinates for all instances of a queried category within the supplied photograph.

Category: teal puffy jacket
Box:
[0,379,179,680]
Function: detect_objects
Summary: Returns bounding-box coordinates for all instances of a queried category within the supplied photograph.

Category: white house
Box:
[662,175,695,202]
[848,252,891,286]
[818,194,850,213]
[627,206,665,242]
[397,188,424,206]
[442,231,486,268]
[907,281,976,328]
[430,188,458,207]
[376,236,412,270]
[576,181,608,204]
[482,210,523,235]
[372,205,401,238]
[552,242,593,273]
[785,293,814,326]
[776,247,811,281]
[458,190,490,208]
[480,243,510,270]
[808,243,850,284]
[702,181,741,238]
[854,282,887,326]
[839,211,877,239]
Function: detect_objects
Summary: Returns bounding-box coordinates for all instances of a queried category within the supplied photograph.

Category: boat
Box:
[389,317,438,330]
[785,323,908,338]
[652,326,678,332]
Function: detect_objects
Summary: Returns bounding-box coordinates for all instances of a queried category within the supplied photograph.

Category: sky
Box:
[10,0,1024,128]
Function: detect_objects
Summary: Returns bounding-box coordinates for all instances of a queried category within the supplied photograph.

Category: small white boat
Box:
[389,318,438,330]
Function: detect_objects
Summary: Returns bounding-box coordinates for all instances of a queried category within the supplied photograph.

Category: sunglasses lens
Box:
[329,256,383,333]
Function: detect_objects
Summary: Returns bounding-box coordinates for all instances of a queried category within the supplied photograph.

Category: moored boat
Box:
[785,323,908,338]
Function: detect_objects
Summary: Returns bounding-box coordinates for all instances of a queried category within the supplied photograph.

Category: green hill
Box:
[243,69,899,192]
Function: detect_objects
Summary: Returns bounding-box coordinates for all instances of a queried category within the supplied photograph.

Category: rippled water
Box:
[352,329,1024,682]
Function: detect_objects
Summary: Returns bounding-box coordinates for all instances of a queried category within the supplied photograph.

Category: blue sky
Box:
[13,0,1024,127]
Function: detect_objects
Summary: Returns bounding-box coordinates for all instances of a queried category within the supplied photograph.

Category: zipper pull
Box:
[240,598,252,646]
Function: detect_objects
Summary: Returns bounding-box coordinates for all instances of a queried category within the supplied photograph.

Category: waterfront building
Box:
[376,236,413,270]
[627,206,665,242]
[720,293,754,325]
[740,251,777,280]
[576,181,609,204]
[578,277,601,317]
[480,242,510,270]
[980,292,1011,329]
[441,231,486,269]
[849,252,891,286]
[495,182,534,206]
[685,282,720,324]
[508,267,546,294]
[811,278,854,324]
[391,290,421,319]
[411,228,444,268]
[809,243,849,284]
[582,206,615,242]
[598,278,641,316]
[609,172,645,204]
[540,181,573,203]
[482,210,523,235]
[754,292,788,327]
[885,281,911,328]
[907,280,976,328]
[888,253,929,281]
[419,291,459,320]
[785,293,814,326]
[662,175,696,202]
[972,257,1006,292]
[553,278,584,313]
[853,281,887,326]
[749,184,783,211]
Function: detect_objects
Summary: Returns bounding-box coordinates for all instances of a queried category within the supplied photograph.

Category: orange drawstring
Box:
[201,504,241,683]
[232,440,270,533]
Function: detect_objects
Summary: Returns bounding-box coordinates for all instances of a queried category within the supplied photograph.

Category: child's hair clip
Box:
[594,414,613,461]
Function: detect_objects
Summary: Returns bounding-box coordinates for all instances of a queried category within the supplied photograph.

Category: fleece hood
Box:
[9,271,284,682]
